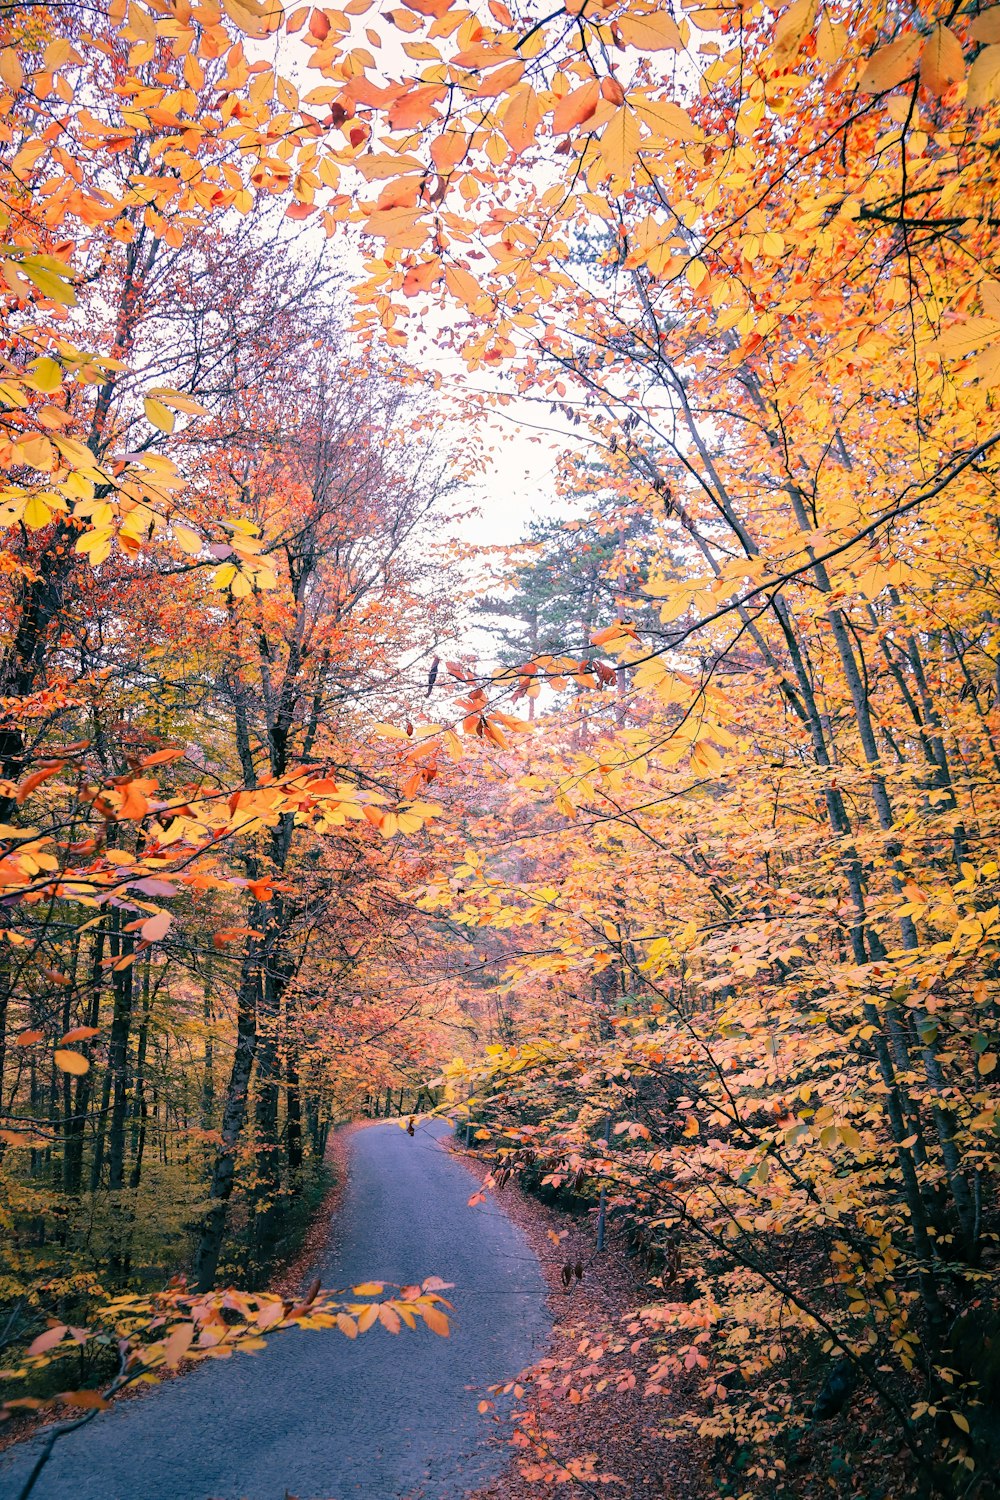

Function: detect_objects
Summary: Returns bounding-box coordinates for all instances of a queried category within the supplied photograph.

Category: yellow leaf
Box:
[686,258,708,289]
[978,1052,997,1075]
[616,10,683,51]
[351,1281,384,1296]
[221,0,278,38]
[936,313,1000,359]
[633,96,702,143]
[13,434,55,470]
[144,397,175,433]
[30,358,62,393]
[967,44,1000,108]
[772,0,817,65]
[690,740,723,774]
[20,261,77,306]
[75,527,112,564]
[952,1411,970,1434]
[171,523,203,555]
[597,106,642,179]
[0,47,24,90]
[147,387,209,416]
[816,12,846,64]
[23,495,53,530]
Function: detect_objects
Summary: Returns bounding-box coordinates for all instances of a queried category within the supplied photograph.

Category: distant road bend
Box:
[0,1120,550,1500]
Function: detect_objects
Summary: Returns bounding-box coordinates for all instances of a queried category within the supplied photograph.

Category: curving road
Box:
[0,1121,549,1500]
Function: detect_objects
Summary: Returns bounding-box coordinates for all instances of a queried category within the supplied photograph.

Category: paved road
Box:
[0,1121,550,1500]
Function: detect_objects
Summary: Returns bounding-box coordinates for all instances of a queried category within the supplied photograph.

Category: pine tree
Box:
[477,484,656,666]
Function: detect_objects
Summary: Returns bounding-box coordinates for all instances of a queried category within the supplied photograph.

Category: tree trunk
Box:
[107,921,135,1193]
[193,939,262,1292]
[128,956,152,1191]
[287,1054,303,1179]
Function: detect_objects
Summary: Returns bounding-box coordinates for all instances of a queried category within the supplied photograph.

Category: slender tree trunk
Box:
[786,485,977,1249]
[193,937,262,1292]
[201,974,214,1130]
[128,956,152,1191]
[287,1054,303,1179]
[107,922,135,1193]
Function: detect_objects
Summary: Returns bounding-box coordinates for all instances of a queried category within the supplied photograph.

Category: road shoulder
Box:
[459,1146,710,1500]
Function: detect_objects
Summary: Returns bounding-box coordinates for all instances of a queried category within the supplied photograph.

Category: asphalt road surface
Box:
[0,1121,550,1500]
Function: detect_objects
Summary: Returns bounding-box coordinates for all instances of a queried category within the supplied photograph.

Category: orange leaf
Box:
[388,83,446,130]
[552,80,600,134]
[60,1389,110,1409]
[422,1304,450,1336]
[971,8,1000,44]
[54,1049,89,1076]
[378,1304,401,1333]
[0,1129,48,1147]
[140,747,184,766]
[59,1026,99,1045]
[444,265,484,311]
[161,1322,195,1368]
[213,926,260,947]
[920,24,964,92]
[401,0,455,15]
[15,762,65,804]
[429,130,468,173]
[858,29,922,92]
[116,781,149,820]
[403,258,441,295]
[501,85,540,155]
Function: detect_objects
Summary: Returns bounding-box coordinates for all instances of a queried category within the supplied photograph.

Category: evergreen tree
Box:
[477,484,656,666]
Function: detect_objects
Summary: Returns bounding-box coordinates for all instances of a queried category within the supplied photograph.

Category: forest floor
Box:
[459,1145,712,1500]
